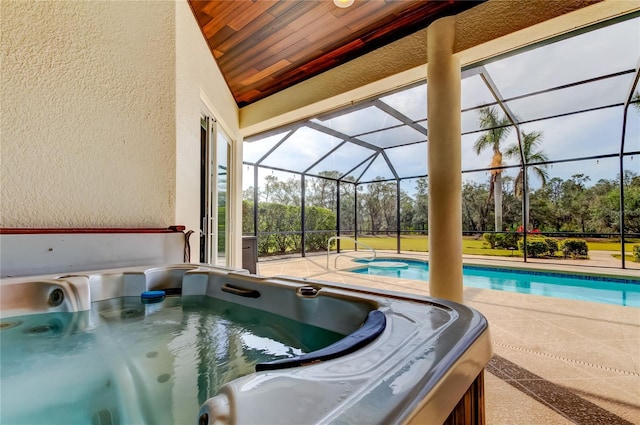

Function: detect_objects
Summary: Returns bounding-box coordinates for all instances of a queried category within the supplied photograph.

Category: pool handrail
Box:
[327,236,376,269]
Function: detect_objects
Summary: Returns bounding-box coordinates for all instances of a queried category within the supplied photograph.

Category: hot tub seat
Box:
[255,309,386,371]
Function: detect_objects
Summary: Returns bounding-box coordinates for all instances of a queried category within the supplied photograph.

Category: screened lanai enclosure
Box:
[242,16,640,270]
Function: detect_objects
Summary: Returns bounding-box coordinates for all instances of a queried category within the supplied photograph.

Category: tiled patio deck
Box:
[255,252,640,424]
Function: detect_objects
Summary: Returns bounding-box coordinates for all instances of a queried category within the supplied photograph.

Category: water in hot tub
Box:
[0,296,345,425]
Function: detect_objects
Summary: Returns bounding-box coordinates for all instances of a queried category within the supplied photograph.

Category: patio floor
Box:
[255,252,640,424]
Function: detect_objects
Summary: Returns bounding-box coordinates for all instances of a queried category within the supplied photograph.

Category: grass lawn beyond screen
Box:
[336,235,633,258]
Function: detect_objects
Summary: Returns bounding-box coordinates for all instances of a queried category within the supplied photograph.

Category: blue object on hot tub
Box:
[140,290,165,304]
[255,310,386,371]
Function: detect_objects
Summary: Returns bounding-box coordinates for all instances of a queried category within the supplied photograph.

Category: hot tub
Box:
[0,264,491,425]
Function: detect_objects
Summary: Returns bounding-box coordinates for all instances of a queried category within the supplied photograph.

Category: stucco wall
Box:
[175,1,241,265]
[0,0,176,227]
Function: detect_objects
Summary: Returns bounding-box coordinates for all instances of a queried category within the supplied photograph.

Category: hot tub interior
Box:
[1,264,491,425]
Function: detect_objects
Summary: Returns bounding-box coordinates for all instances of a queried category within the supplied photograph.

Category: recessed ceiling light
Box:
[333,0,354,8]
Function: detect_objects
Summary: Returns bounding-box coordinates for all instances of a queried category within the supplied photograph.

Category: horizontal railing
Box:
[327,236,376,269]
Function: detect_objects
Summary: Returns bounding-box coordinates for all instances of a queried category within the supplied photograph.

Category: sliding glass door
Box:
[200,116,230,266]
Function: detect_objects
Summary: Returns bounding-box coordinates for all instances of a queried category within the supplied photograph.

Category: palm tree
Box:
[474,106,512,231]
[504,130,549,228]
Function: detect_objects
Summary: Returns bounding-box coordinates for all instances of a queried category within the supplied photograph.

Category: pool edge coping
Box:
[349,257,640,285]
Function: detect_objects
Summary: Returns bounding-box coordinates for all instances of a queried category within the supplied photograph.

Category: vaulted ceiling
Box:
[188,0,485,107]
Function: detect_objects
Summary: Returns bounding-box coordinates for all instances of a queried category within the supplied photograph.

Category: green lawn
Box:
[612,254,639,262]
[337,235,636,258]
[586,240,636,251]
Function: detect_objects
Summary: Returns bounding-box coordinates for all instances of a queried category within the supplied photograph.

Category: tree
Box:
[412,178,428,231]
[474,106,512,231]
[500,175,521,230]
[242,186,254,201]
[262,175,278,203]
[380,182,397,233]
[359,179,396,234]
[272,178,301,205]
[529,177,563,231]
[399,189,415,231]
[504,130,549,228]
[560,174,591,232]
[339,178,356,233]
[462,181,491,231]
[622,170,640,234]
[587,178,619,233]
[307,171,340,210]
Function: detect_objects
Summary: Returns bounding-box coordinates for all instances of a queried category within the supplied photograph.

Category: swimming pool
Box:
[351,259,640,307]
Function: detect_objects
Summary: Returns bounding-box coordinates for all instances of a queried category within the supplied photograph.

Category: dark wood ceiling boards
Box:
[189,0,485,107]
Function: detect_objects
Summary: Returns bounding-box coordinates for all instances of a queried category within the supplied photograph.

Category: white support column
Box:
[427,16,463,303]
[229,136,244,269]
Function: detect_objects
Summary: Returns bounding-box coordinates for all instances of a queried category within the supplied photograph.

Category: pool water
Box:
[0,296,344,425]
[352,259,640,307]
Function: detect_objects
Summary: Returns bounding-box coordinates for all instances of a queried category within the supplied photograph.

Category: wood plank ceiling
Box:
[189,0,485,107]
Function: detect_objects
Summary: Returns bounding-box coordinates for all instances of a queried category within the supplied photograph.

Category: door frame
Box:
[200,114,231,266]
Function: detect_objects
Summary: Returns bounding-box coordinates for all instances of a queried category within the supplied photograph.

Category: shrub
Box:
[483,233,496,249]
[518,237,548,258]
[253,202,338,256]
[560,239,589,258]
[496,232,520,249]
[304,206,336,252]
[633,244,640,262]
[545,238,559,256]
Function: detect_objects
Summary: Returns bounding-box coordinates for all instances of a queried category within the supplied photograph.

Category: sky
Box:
[243,17,640,194]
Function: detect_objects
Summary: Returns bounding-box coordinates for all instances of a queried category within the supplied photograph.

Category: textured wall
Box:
[1,1,176,227]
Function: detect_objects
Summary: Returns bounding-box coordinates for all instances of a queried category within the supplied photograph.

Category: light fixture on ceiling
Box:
[333,0,354,8]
